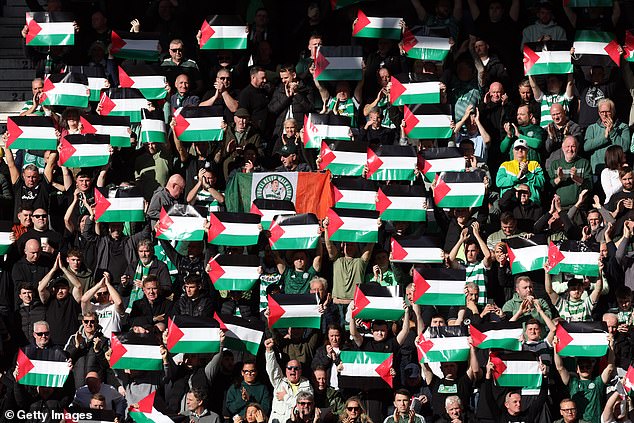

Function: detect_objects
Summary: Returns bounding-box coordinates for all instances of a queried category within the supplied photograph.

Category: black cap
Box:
[278,143,297,156]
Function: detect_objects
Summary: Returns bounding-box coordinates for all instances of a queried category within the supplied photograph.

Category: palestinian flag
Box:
[413,268,466,306]
[326,208,379,243]
[59,134,110,168]
[109,332,162,371]
[390,79,440,106]
[402,29,451,61]
[111,31,160,61]
[353,284,404,321]
[470,321,523,351]
[339,351,393,389]
[140,108,166,144]
[268,293,321,329]
[555,321,609,357]
[303,113,351,149]
[523,41,573,76]
[269,213,320,250]
[80,115,131,148]
[421,147,465,182]
[66,65,108,102]
[224,172,333,220]
[564,0,612,7]
[174,106,224,142]
[403,104,453,139]
[314,46,363,81]
[506,237,548,274]
[548,241,600,276]
[0,221,14,255]
[25,12,74,46]
[199,15,247,50]
[207,254,260,291]
[573,30,620,66]
[352,10,402,40]
[128,392,172,423]
[390,235,444,263]
[417,326,470,363]
[166,315,221,354]
[215,314,265,355]
[490,352,542,388]
[366,145,417,181]
[376,185,427,222]
[16,349,70,388]
[332,177,377,211]
[156,205,206,241]
[6,116,57,150]
[250,199,296,230]
[118,65,167,100]
[626,31,634,62]
[207,212,261,246]
[330,0,365,9]
[624,365,634,395]
[94,186,145,223]
[41,73,89,108]
[98,88,148,123]
[319,141,367,176]
[433,171,485,208]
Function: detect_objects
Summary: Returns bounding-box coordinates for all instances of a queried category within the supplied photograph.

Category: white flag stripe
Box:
[277,224,319,239]
[211,26,248,38]
[215,265,260,281]
[427,336,469,351]
[365,17,401,29]
[0,233,12,243]
[225,324,263,344]
[385,196,425,210]
[572,41,610,54]
[339,216,378,231]
[426,157,465,171]
[93,125,129,138]
[33,22,74,35]
[341,362,378,377]
[164,216,205,232]
[112,98,148,110]
[561,251,600,265]
[19,126,57,139]
[87,77,108,90]
[364,296,402,309]
[315,124,350,139]
[121,344,161,359]
[422,280,465,294]
[565,332,608,346]
[49,82,88,96]
[412,36,451,50]
[442,182,484,196]
[141,119,166,132]
[416,114,452,127]
[338,189,376,205]
[182,116,224,131]
[72,144,110,157]
[179,327,220,342]
[502,360,541,375]
[107,197,145,211]
[222,222,261,237]
[127,75,166,89]
[117,39,157,50]
[374,155,417,170]
[482,328,523,340]
[31,359,70,375]
[514,245,548,261]
[401,81,440,95]
[330,151,366,165]
[537,51,571,63]
[397,247,444,261]
[280,303,320,318]
[259,210,294,223]
[323,57,363,70]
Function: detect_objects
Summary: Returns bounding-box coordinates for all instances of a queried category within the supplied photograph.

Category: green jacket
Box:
[225,381,272,417]
[548,156,592,207]
[502,292,552,324]
[500,123,545,163]
[583,120,630,173]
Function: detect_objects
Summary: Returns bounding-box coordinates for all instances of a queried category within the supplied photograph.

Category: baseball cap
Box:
[234,108,250,118]
[278,143,297,156]
[513,139,528,149]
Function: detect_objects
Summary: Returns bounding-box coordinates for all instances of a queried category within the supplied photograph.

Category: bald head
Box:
[489,82,504,103]
[25,239,41,263]
[166,174,185,198]
[550,103,566,125]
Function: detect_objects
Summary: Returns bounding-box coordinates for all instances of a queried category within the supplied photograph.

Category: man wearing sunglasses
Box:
[265,338,313,423]
[22,320,68,363]
[64,311,108,388]
[18,207,63,256]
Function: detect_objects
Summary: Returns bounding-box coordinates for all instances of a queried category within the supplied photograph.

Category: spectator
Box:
[269,65,314,138]
[181,388,221,423]
[146,173,186,226]
[496,139,545,203]
[544,103,583,171]
[600,145,626,204]
[238,67,271,132]
[500,105,544,163]
[502,276,552,324]
[226,360,272,418]
[583,98,630,174]
[521,2,567,45]
[548,136,592,209]
[169,73,200,109]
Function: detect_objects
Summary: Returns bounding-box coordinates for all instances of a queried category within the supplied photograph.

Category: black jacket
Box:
[268,81,314,137]
[128,296,174,328]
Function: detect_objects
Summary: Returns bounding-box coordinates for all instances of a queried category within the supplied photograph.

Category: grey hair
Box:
[33,321,49,331]
[310,276,328,291]
[297,391,314,403]
[445,396,461,408]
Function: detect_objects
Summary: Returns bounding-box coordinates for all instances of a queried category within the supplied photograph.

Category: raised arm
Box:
[169,118,189,163]
[396,304,411,345]
[273,251,287,275]
[528,75,542,100]
[472,222,492,267]
[322,218,340,260]
[565,73,574,99]
[38,254,61,304]
[589,259,604,304]
[105,272,124,315]
[80,277,105,313]
[448,228,468,266]
[553,335,571,385]
[544,264,559,306]
[59,258,83,303]
[409,0,428,22]
[313,240,323,272]
[348,310,364,348]
[601,334,615,384]
[4,146,20,185]
[64,190,80,233]
[466,343,481,381]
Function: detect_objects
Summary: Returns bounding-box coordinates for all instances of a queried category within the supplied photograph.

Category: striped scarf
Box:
[124,260,153,314]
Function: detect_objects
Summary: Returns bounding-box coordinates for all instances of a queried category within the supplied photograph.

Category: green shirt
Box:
[282,266,317,294]
[568,374,604,423]
[332,256,367,300]
[548,156,592,208]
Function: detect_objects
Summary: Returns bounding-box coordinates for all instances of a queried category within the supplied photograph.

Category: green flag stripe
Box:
[224,336,260,355]
[497,373,542,387]
[380,209,426,222]
[316,69,362,81]
[42,94,88,108]
[527,63,573,75]
[355,307,404,321]
[178,129,224,142]
[98,209,145,222]
[9,138,58,150]
[325,163,365,176]
[272,316,321,329]
[416,293,465,306]
[169,340,220,354]
[437,194,484,208]
[271,237,319,250]
[355,27,402,40]
[111,357,163,371]
[329,229,377,243]
[202,38,247,50]
[19,372,68,388]
[113,50,159,61]
[407,127,452,139]
[213,278,258,291]
[392,92,440,106]
[423,349,469,362]
[29,34,74,46]
[368,169,415,181]
[477,338,521,350]
[209,234,260,246]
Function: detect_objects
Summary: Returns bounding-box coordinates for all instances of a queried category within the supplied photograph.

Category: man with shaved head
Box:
[73,370,127,417]
[478,81,514,169]
[11,239,53,291]
[147,174,186,226]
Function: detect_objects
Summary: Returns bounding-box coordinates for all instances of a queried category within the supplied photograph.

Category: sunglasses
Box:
[347,407,360,412]
[219,76,231,80]
[96,291,109,296]
[298,402,313,406]
[242,370,256,374]
[170,48,183,52]
[83,320,96,324]
[286,366,301,371]
[35,331,50,336]
[33,214,48,219]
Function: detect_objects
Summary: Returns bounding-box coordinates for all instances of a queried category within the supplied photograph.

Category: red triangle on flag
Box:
[118,66,135,88]
[389,78,406,104]
[401,29,418,53]
[507,246,516,269]
[80,116,97,134]
[326,208,344,238]
[555,324,573,353]
[352,285,370,318]
[16,349,34,382]
[374,353,394,388]
[174,111,190,138]
[110,30,127,54]
[207,213,227,243]
[489,352,507,380]
[624,365,634,394]
[6,118,24,148]
[207,256,226,283]
[136,391,156,413]
[416,336,434,359]
[98,93,116,116]
[402,105,420,136]
[319,141,336,169]
[604,39,621,66]
[199,20,215,47]
[626,31,634,59]
[390,238,408,261]
[314,49,330,79]
[156,207,173,238]
[109,333,128,367]
[93,188,112,221]
[375,188,392,214]
[166,317,184,350]
[523,45,540,74]
[332,185,343,204]
[421,158,434,174]
[58,137,77,166]
[413,271,430,302]
[547,241,565,269]
[213,312,228,331]
[267,294,285,327]
[250,203,263,217]
[303,115,319,147]
[366,147,383,178]
[25,16,42,44]
[352,9,371,36]
[469,325,487,347]
[268,220,285,245]
[433,178,451,205]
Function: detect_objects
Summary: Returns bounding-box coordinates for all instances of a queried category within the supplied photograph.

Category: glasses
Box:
[218,76,231,80]
[242,370,256,374]
[83,320,96,324]
[286,366,301,371]
[561,409,576,413]
[35,331,50,337]
[170,48,183,52]
[347,407,360,412]
[298,402,313,406]
[33,214,48,219]
[96,291,109,296]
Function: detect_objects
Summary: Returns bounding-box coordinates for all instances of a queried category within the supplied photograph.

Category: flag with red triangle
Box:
[174,106,224,142]
[118,64,167,100]
[376,185,427,222]
[403,104,453,139]
[433,171,485,208]
[572,30,621,67]
[156,204,206,241]
[506,237,548,274]
[16,349,71,388]
[390,235,443,263]
[366,145,417,181]
[268,213,320,250]
[470,321,523,351]
[25,12,74,46]
[207,212,261,246]
[523,41,573,76]
[6,116,57,150]
[268,293,321,329]
[353,284,404,321]
[339,351,394,389]
[401,28,451,61]
[420,147,465,182]
[314,46,363,81]
[59,134,110,168]
[303,114,351,149]
[128,391,172,423]
[331,177,377,211]
[413,267,466,306]
[94,186,145,223]
[326,208,379,243]
[250,199,296,230]
[41,73,89,108]
[199,15,247,50]
[490,351,543,388]
[417,326,470,363]
[547,240,600,276]
[166,315,221,354]
[624,365,634,395]
[214,313,265,355]
[98,88,148,123]
[352,10,402,40]
[207,254,260,291]
[65,64,108,102]
[390,78,441,106]
[110,31,160,61]
[109,332,162,371]
[80,115,131,148]
[319,141,367,176]
[555,321,609,357]
[140,108,166,144]
[626,30,634,62]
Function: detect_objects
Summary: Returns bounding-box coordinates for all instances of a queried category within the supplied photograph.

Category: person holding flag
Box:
[545,260,604,322]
